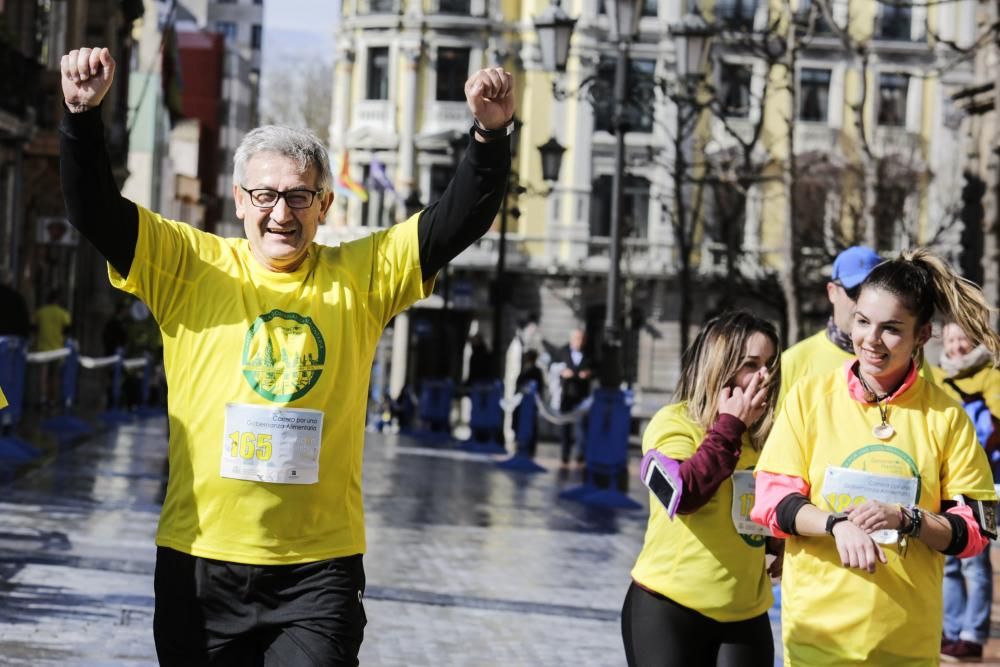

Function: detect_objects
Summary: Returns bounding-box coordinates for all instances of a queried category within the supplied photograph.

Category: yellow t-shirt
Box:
[110,205,432,565]
[32,304,71,352]
[780,330,935,406]
[932,364,1000,419]
[630,403,772,622]
[0,386,7,410]
[757,368,996,666]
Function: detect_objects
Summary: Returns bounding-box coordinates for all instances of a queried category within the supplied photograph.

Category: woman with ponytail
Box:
[751,248,999,666]
[623,311,781,667]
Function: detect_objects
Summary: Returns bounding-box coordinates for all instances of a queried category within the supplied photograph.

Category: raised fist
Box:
[61,47,116,113]
[465,68,515,131]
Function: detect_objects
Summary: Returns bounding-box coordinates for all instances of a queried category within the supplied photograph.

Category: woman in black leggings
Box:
[621,312,780,667]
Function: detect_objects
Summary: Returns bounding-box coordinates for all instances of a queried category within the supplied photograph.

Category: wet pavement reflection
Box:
[0,418,779,665]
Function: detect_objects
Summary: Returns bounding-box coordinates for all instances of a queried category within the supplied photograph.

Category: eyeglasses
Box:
[241,186,323,209]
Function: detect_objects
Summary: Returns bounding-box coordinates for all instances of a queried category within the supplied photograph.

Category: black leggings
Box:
[621,582,774,667]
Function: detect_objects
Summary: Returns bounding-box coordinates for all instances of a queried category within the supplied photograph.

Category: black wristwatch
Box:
[472,116,515,141]
[825,512,849,536]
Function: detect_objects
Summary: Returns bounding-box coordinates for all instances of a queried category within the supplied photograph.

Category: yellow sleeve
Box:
[0,386,7,410]
[756,383,812,481]
[641,405,700,460]
[369,215,435,328]
[941,403,998,501]
[108,206,204,327]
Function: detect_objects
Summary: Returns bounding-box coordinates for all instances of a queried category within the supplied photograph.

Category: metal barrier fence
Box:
[0,336,162,461]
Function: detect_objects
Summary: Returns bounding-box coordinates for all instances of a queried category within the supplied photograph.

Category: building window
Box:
[873,184,906,250]
[589,175,650,252]
[598,0,658,17]
[877,2,912,40]
[366,47,390,100]
[436,48,469,102]
[798,68,831,122]
[366,0,395,13]
[215,21,238,43]
[430,165,456,203]
[251,24,262,50]
[794,0,831,33]
[716,0,757,31]
[439,0,471,13]
[706,182,746,248]
[792,179,829,249]
[593,57,656,133]
[877,73,908,126]
[720,63,752,118]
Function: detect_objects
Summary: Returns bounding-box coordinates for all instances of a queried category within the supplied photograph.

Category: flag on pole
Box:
[369,160,405,202]
[336,152,369,202]
[161,22,184,125]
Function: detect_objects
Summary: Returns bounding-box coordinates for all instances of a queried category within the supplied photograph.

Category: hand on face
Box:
[61,47,116,111]
[718,367,769,428]
[465,68,515,130]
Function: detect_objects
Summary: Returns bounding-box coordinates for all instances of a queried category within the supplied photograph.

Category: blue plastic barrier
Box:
[460,380,505,454]
[559,388,640,509]
[41,340,93,439]
[0,336,40,461]
[406,378,454,442]
[497,382,546,473]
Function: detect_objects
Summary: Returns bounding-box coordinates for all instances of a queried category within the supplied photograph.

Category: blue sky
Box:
[263,0,339,60]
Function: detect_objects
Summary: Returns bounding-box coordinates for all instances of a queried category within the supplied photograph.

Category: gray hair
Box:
[233,125,332,192]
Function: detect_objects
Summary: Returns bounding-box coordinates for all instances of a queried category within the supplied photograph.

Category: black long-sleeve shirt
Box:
[59,107,510,282]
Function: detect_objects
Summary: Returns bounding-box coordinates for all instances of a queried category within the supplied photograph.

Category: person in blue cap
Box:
[778,246,883,403]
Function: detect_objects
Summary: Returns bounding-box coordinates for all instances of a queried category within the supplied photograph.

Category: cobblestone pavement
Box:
[0,417,785,666]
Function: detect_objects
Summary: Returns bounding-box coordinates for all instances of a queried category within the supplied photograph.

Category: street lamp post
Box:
[535,0,642,387]
[602,0,642,387]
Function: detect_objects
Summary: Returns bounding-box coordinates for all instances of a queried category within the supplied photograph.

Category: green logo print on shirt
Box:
[242,310,326,402]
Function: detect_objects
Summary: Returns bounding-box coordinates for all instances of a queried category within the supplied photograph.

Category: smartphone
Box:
[642,454,682,518]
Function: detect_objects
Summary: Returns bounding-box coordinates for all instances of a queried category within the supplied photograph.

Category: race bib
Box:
[221,403,323,484]
[822,466,919,544]
[732,471,769,537]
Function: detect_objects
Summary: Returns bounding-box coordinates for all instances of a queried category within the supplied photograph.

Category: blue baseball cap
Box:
[832,246,882,289]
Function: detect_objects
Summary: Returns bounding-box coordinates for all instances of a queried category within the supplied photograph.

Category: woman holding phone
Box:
[752,249,999,665]
[622,311,781,667]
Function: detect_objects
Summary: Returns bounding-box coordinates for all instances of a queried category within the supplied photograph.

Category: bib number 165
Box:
[228,431,272,461]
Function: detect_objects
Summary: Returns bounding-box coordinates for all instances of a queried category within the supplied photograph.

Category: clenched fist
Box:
[61,47,116,113]
[465,68,515,135]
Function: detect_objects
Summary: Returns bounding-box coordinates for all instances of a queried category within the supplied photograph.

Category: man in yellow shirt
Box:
[61,46,514,663]
[32,289,72,407]
[779,246,882,403]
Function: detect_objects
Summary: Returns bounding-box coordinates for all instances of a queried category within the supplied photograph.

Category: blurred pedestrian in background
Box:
[934,321,1000,662]
[32,288,71,407]
[557,328,593,466]
[779,245,881,402]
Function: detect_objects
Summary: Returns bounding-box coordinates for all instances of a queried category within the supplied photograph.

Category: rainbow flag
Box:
[336,152,368,202]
